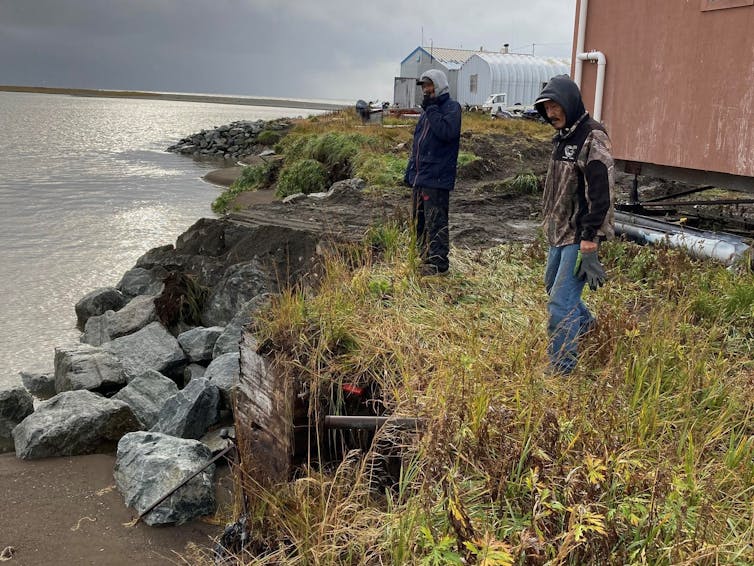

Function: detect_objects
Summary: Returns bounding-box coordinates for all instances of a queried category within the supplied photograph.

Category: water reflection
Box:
[0,92,317,386]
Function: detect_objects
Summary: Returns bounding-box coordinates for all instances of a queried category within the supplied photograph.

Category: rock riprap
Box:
[0,386,34,453]
[13,390,139,459]
[166,119,291,161]
[114,431,216,526]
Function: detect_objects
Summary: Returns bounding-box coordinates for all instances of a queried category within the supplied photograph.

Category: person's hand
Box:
[574,250,607,290]
[420,93,434,110]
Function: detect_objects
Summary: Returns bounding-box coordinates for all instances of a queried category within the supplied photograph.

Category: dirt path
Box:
[0,453,229,565]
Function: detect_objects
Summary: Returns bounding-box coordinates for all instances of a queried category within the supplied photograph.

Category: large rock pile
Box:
[4,217,320,525]
[166,119,292,161]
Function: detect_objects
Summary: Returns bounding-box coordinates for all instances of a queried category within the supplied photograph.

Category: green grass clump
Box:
[457,151,481,168]
[480,172,541,197]
[225,230,753,565]
[353,153,408,187]
[275,158,328,198]
[348,148,480,189]
[237,162,278,189]
[279,131,381,184]
[257,130,281,146]
[212,161,278,213]
[503,172,540,194]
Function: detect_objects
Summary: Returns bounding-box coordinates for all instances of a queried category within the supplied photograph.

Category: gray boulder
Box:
[75,287,127,330]
[0,386,34,453]
[177,326,223,363]
[150,378,219,439]
[117,267,166,298]
[81,295,158,346]
[54,344,127,393]
[19,371,56,400]
[13,390,139,459]
[201,260,270,326]
[204,353,240,409]
[103,322,186,381]
[183,364,206,385]
[113,370,179,429]
[212,294,270,357]
[114,431,216,526]
[199,427,234,455]
[133,219,316,294]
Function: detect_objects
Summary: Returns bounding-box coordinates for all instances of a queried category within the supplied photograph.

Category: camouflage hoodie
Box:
[535,75,614,247]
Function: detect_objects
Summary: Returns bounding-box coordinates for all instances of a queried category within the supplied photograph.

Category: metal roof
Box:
[401,46,500,70]
[474,52,571,68]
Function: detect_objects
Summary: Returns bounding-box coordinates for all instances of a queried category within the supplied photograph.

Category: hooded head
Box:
[534,75,586,129]
[417,69,450,97]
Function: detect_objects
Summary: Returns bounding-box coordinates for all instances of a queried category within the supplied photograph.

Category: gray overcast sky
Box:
[0,0,576,102]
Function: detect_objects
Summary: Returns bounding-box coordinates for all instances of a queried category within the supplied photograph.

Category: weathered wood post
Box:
[235,327,293,486]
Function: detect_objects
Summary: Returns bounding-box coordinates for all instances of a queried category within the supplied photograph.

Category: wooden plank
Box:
[235,328,292,485]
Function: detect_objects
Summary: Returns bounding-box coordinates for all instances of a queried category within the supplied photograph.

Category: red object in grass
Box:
[342,384,365,396]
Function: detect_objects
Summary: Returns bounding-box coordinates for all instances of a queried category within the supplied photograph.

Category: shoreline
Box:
[0,85,350,111]
[0,452,230,564]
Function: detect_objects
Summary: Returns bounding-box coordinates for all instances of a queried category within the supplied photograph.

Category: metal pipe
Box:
[639,198,754,207]
[577,51,606,121]
[323,415,422,431]
[615,211,752,266]
[574,0,589,88]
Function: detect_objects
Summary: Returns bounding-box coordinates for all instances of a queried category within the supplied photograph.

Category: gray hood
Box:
[419,69,450,97]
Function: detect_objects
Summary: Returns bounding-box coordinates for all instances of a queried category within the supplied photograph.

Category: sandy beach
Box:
[0,85,349,112]
[0,453,232,565]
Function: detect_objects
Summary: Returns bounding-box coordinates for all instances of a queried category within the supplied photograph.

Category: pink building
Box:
[572,0,754,192]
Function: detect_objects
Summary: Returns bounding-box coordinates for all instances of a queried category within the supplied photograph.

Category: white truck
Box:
[481,93,508,116]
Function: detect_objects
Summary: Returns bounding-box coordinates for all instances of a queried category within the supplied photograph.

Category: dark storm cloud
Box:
[0,0,575,100]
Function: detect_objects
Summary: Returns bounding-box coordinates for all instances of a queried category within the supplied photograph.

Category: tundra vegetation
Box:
[198,111,753,565]
[212,111,503,212]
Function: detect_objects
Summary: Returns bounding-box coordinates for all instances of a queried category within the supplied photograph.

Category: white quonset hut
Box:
[395,46,501,108]
[457,53,570,107]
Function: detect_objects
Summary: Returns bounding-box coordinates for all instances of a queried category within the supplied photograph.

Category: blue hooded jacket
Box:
[404,69,462,191]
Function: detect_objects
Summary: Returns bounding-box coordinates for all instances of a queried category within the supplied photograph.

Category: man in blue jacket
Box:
[404,69,462,276]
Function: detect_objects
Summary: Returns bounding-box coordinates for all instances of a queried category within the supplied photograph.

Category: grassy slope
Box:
[213,110,551,212]
[202,112,753,565]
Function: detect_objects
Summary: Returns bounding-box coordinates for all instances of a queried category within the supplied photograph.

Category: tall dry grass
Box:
[206,224,753,565]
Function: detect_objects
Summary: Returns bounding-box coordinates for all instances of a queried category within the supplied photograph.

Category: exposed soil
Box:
[215,129,753,245]
[223,131,554,248]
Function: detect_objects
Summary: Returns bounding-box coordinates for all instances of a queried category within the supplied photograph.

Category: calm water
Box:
[0,92,317,387]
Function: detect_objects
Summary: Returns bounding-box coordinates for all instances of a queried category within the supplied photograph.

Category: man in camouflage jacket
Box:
[534,75,615,374]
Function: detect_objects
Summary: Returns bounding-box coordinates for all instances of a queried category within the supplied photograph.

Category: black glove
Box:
[420,93,434,110]
[574,250,607,291]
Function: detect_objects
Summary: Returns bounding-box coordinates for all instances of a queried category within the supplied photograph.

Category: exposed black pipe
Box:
[323,415,422,430]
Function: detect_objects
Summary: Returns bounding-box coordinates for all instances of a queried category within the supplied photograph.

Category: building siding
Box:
[575,0,754,180]
[458,54,570,107]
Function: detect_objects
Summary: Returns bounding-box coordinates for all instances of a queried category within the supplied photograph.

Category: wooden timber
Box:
[235,328,292,486]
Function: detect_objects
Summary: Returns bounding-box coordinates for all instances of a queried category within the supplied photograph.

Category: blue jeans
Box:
[544,244,595,374]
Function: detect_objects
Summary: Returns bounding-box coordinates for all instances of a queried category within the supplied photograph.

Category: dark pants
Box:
[412,187,450,271]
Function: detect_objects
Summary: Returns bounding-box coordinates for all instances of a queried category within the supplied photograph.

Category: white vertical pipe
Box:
[574,1,608,121]
[574,0,589,87]
[594,53,606,121]
[577,51,606,121]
